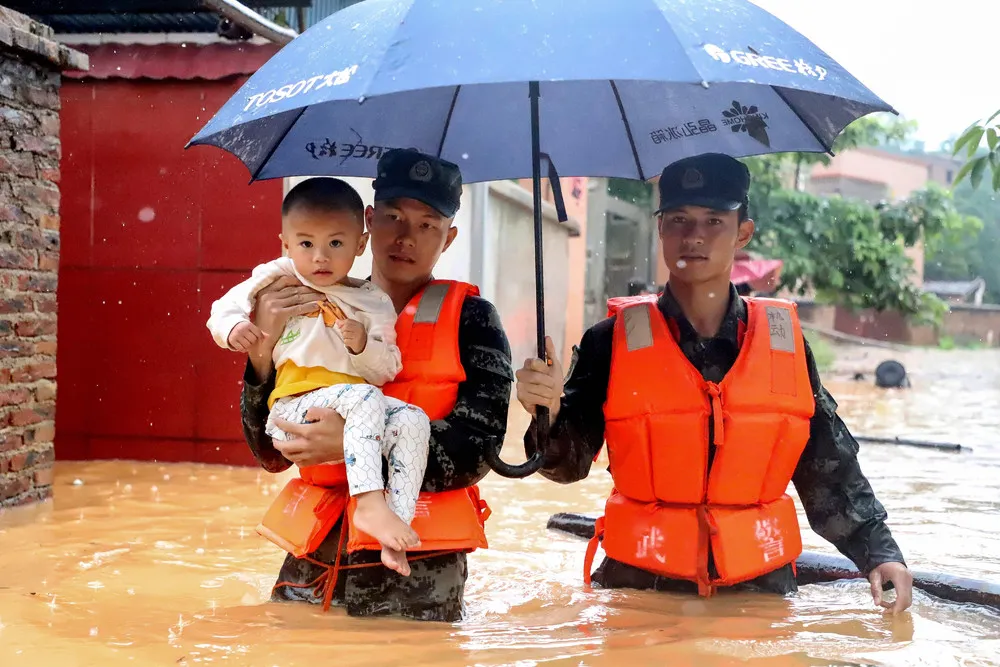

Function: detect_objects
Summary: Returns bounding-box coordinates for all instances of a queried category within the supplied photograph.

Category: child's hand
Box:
[228,321,266,352]
[336,318,367,354]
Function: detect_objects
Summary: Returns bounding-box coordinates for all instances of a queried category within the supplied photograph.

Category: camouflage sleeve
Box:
[421,296,513,493]
[240,361,293,474]
[792,336,906,575]
[524,317,614,484]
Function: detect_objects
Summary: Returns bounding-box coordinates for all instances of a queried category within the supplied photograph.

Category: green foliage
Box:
[607,178,654,208]
[952,109,1000,191]
[925,181,1000,303]
[803,329,835,372]
[747,187,951,321]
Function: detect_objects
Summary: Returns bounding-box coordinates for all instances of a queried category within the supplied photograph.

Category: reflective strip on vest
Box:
[414,282,449,324]
[764,305,796,353]
[623,305,654,352]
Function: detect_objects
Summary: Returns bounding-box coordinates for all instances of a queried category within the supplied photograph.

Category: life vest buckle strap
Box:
[705,382,725,447]
[583,516,606,587]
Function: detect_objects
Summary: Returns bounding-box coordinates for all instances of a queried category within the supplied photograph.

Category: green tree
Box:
[925,181,1000,303]
[748,184,976,322]
[952,109,1000,191]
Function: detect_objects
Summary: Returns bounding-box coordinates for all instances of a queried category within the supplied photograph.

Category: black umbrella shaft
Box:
[529,81,550,440]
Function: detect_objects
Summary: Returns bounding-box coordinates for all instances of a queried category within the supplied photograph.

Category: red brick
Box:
[29,423,55,444]
[33,466,54,486]
[0,107,36,130]
[38,253,59,272]
[0,296,34,315]
[14,135,60,159]
[0,204,22,222]
[24,87,60,111]
[0,477,32,501]
[34,340,57,356]
[0,341,29,358]
[0,319,12,336]
[35,294,58,314]
[38,112,59,136]
[39,214,59,231]
[29,362,56,380]
[8,408,43,427]
[15,319,56,336]
[0,369,10,384]
[17,273,57,293]
[0,432,23,452]
[14,228,44,248]
[0,151,37,178]
[26,447,55,467]
[0,388,30,407]
[34,382,56,402]
[40,168,60,183]
[1,452,29,473]
[15,184,59,210]
[0,249,36,270]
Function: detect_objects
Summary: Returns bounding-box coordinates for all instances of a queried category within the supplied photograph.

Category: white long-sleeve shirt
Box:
[207,257,402,387]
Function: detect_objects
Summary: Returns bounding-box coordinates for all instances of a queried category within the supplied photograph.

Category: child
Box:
[207,177,428,576]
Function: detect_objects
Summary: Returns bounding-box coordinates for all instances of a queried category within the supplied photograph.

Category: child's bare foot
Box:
[381,546,411,576]
[352,491,420,551]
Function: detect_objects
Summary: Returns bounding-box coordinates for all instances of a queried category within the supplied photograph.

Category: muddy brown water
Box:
[2,346,998,666]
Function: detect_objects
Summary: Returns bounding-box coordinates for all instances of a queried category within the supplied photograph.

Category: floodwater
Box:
[2,344,999,666]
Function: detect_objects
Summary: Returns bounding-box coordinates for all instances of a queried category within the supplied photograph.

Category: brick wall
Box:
[0,7,85,508]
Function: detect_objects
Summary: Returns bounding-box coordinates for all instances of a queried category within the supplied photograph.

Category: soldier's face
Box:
[658,205,754,285]
[365,198,457,286]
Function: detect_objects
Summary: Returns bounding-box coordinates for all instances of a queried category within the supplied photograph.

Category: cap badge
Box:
[681,168,704,190]
[409,160,433,182]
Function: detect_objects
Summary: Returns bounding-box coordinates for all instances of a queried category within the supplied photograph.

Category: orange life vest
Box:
[257,280,491,558]
[584,295,815,596]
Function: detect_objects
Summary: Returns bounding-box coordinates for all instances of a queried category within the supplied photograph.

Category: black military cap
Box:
[372,148,463,218]
[655,153,750,214]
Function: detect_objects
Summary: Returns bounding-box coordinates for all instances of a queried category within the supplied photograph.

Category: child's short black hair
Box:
[282,177,364,222]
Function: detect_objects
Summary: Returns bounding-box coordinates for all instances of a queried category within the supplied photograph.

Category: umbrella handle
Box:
[484,406,547,478]
[482,80,550,480]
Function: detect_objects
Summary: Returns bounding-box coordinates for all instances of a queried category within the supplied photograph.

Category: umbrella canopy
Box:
[189,0,893,184]
[189,0,893,477]
[732,249,783,291]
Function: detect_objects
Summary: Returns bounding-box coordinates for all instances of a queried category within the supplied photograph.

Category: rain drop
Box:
[708,292,716,299]
[73,479,83,486]
[138,207,156,222]
[89,628,99,637]
[461,153,469,160]
[676,259,688,269]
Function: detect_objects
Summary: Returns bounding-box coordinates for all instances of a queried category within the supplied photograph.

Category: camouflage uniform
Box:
[241,296,513,621]
[525,285,906,595]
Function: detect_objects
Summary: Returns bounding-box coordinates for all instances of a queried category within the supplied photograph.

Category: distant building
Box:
[806,147,963,286]
[923,279,987,306]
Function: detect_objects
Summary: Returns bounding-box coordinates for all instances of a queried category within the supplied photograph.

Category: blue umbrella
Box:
[189,0,893,477]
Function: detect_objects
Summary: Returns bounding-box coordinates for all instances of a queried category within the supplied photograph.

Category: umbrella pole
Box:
[482,81,547,479]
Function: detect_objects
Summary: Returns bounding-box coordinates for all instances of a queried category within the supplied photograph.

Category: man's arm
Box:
[420,296,514,493]
[523,318,614,484]
[239,361,293,473]
[792,336,906,575]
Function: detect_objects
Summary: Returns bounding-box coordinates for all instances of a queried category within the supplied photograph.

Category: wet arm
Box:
[792,337,906,575]
[524,320,612,484]
[421,297,513,493]
[240,361,293,473]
